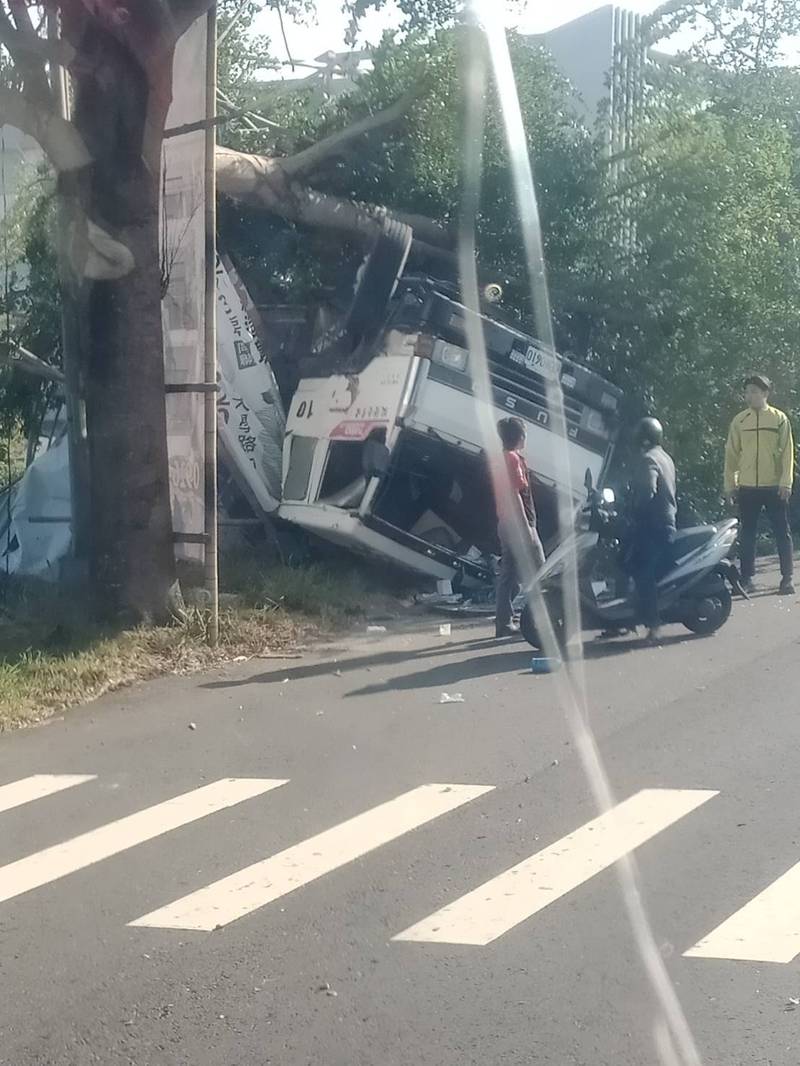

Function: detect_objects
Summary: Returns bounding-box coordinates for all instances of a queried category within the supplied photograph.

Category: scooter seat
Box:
[673,526,717,555]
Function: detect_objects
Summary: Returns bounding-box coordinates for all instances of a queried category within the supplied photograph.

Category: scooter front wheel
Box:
[682,587,732,635]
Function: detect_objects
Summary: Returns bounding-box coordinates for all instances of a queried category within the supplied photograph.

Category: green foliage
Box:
[646,0,800,71]
[0,165,61,444]
[217,0,275,94]
[589,7,800,515]
[219,28,598,335]
[6,0,800,524]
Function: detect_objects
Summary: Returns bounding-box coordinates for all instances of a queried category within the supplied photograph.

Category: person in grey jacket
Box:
[628,417,677,643]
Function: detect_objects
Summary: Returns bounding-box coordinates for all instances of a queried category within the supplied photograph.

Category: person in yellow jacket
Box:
[724,374,795,595]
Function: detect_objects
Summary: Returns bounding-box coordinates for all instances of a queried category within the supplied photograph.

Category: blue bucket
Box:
[531,656,562,674]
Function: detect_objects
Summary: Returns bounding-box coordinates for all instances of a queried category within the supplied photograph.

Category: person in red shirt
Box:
[494,417,546,638]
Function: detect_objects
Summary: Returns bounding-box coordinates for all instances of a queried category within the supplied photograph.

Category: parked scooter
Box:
[520,471,745,649]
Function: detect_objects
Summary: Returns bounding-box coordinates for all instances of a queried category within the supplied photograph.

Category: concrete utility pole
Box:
[204,5,219,646]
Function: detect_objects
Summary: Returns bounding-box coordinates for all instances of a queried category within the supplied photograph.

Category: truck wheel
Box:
[342,218,413,358]
[682,587,732,635]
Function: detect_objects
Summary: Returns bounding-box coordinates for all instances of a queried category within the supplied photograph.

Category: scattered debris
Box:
[366,625,387,633]
[551,759,559,767]
[232,655,249,663]
[334,669,343,677]
[784,997,799,1012]
[416,591,462,607]
[282,677,290,684]
[188,722,197,731]
[439,692,465,704]
[439,623,452,637]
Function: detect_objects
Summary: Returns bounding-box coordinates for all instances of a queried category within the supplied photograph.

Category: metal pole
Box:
[204,6,219,645]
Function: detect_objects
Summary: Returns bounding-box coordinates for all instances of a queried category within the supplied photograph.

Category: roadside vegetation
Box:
[0,0,798,725]
[0,553,414,731]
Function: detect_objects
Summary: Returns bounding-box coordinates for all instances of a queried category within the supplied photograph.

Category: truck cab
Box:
[278,274,622,585]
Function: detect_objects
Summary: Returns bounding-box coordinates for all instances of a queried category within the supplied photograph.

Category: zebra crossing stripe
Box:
[0,775,96,815]
[685,861,800,964]
[130,783,494,931]
[394,788,718,946]
[0,778,288,905]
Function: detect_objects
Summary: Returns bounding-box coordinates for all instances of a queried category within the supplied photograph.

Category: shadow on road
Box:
[343,632,703,698]
[200,634,504,691]
[202,623,706,697]
[343,650,534,697]
[582,632,701,659]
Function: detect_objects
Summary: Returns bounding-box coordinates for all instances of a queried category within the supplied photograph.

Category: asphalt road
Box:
[1,562,799,1066]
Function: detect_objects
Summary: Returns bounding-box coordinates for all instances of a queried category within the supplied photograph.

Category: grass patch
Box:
[0,590,303,732]
[0,552,416,731]
[219,552,398,624]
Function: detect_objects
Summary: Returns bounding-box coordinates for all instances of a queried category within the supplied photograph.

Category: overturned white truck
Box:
[278,263,623,586]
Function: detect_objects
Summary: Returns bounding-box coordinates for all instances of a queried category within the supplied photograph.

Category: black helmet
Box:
[634,416,664,448]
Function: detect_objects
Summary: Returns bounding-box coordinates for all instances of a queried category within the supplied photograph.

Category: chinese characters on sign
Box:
[216,260,286,509]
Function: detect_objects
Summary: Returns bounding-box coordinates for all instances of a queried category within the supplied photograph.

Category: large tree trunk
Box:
[67,15,176,622]
[82,175,174,621]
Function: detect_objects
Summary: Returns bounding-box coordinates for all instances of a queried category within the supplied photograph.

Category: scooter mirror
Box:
[584,468,593,492]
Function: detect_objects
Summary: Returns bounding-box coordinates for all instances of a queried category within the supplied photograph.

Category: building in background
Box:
[532,5,646,163]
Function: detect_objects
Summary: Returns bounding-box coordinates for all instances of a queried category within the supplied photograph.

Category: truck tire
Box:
[340,218,413,364]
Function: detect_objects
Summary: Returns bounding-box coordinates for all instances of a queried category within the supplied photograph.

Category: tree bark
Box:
[66,14,176,622]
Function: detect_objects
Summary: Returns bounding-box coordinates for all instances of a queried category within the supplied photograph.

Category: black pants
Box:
[630,527,675,629]
[738,487,794,581]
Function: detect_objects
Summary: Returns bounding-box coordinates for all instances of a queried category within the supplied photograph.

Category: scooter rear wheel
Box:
[682,587,732,635]
[519,602,541,649]
[520,595,568,652]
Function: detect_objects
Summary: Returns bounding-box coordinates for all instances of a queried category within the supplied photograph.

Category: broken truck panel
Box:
[277,274,623,584]
[216,259,286,515]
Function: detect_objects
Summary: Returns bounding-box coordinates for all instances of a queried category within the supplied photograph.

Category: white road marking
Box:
[0,778,287,905]
[394,788,718,946]
[685,862,800,963]
[131,783,494,931]
[0,774,96,815]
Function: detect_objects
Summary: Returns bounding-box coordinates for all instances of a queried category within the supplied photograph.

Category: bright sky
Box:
[256,1,665,75]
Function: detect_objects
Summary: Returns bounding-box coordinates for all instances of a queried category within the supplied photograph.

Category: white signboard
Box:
[216,259,285,513]
[161,17,207,559]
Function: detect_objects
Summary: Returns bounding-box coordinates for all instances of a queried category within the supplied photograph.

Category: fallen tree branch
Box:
[0,9,75,67]
[0,4,54,105]
[280,92,416,179]
[0,85,90,171]
[216,145,452,249]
